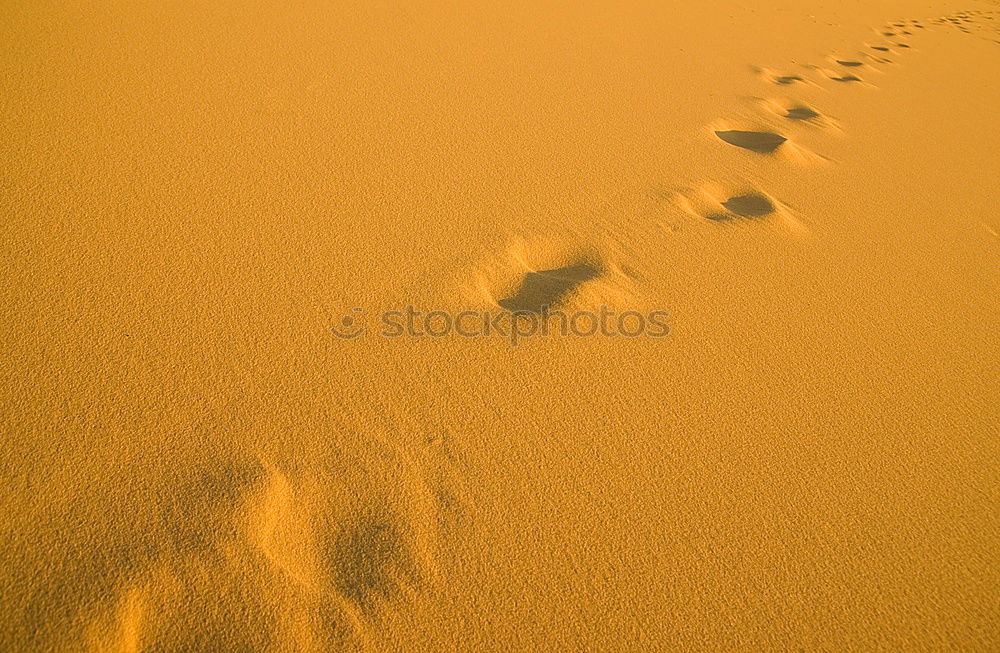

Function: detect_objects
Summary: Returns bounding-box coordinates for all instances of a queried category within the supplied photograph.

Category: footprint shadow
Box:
[785,106,820,121]
[329,516,417,614]
[773,74,803,85]
[816,67,865,83]
[497,263,602,314]
[715,129,787,153]
[707,193,777,221]
[760,98,835,130]
[753,67,815,87]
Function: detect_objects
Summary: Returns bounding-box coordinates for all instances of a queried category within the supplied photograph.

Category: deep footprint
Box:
[715,130,787,153]
[330,516,418,613]
[785,106,820,120]
[836,59,864,67]
[830,74,862,82]
[498,263,601,314]
[715,193,776,219]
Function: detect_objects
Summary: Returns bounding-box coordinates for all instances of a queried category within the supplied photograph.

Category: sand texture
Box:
[2,0,998,650]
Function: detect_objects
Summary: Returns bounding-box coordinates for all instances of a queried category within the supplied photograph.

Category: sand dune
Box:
[2,1,998,651]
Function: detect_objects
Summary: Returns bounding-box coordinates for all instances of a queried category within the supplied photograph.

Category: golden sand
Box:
[2,1,998,650]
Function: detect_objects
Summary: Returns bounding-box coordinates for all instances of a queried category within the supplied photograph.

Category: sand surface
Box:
[2,1,999,650]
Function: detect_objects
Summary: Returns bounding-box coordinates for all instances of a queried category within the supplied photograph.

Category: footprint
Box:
[327,515,421,614]
[714,129,787,153]
[497,263,602,314]
[773,74,803,85]
[755,67,807,86]
[761,97,831,126]
[819,68,864,82]
[469,238,640,317]
[785,106,820,121]
[835,59,864,67]
[78,459,370,652]
[870,46,890,51]
[759,98,835,131]
[709,193,776,220]
[674,184,803,230]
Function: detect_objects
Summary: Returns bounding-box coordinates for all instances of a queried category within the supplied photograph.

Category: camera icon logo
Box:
[330,307,365,340]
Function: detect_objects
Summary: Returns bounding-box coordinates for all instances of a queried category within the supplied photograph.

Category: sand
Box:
[1,0,998,650]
